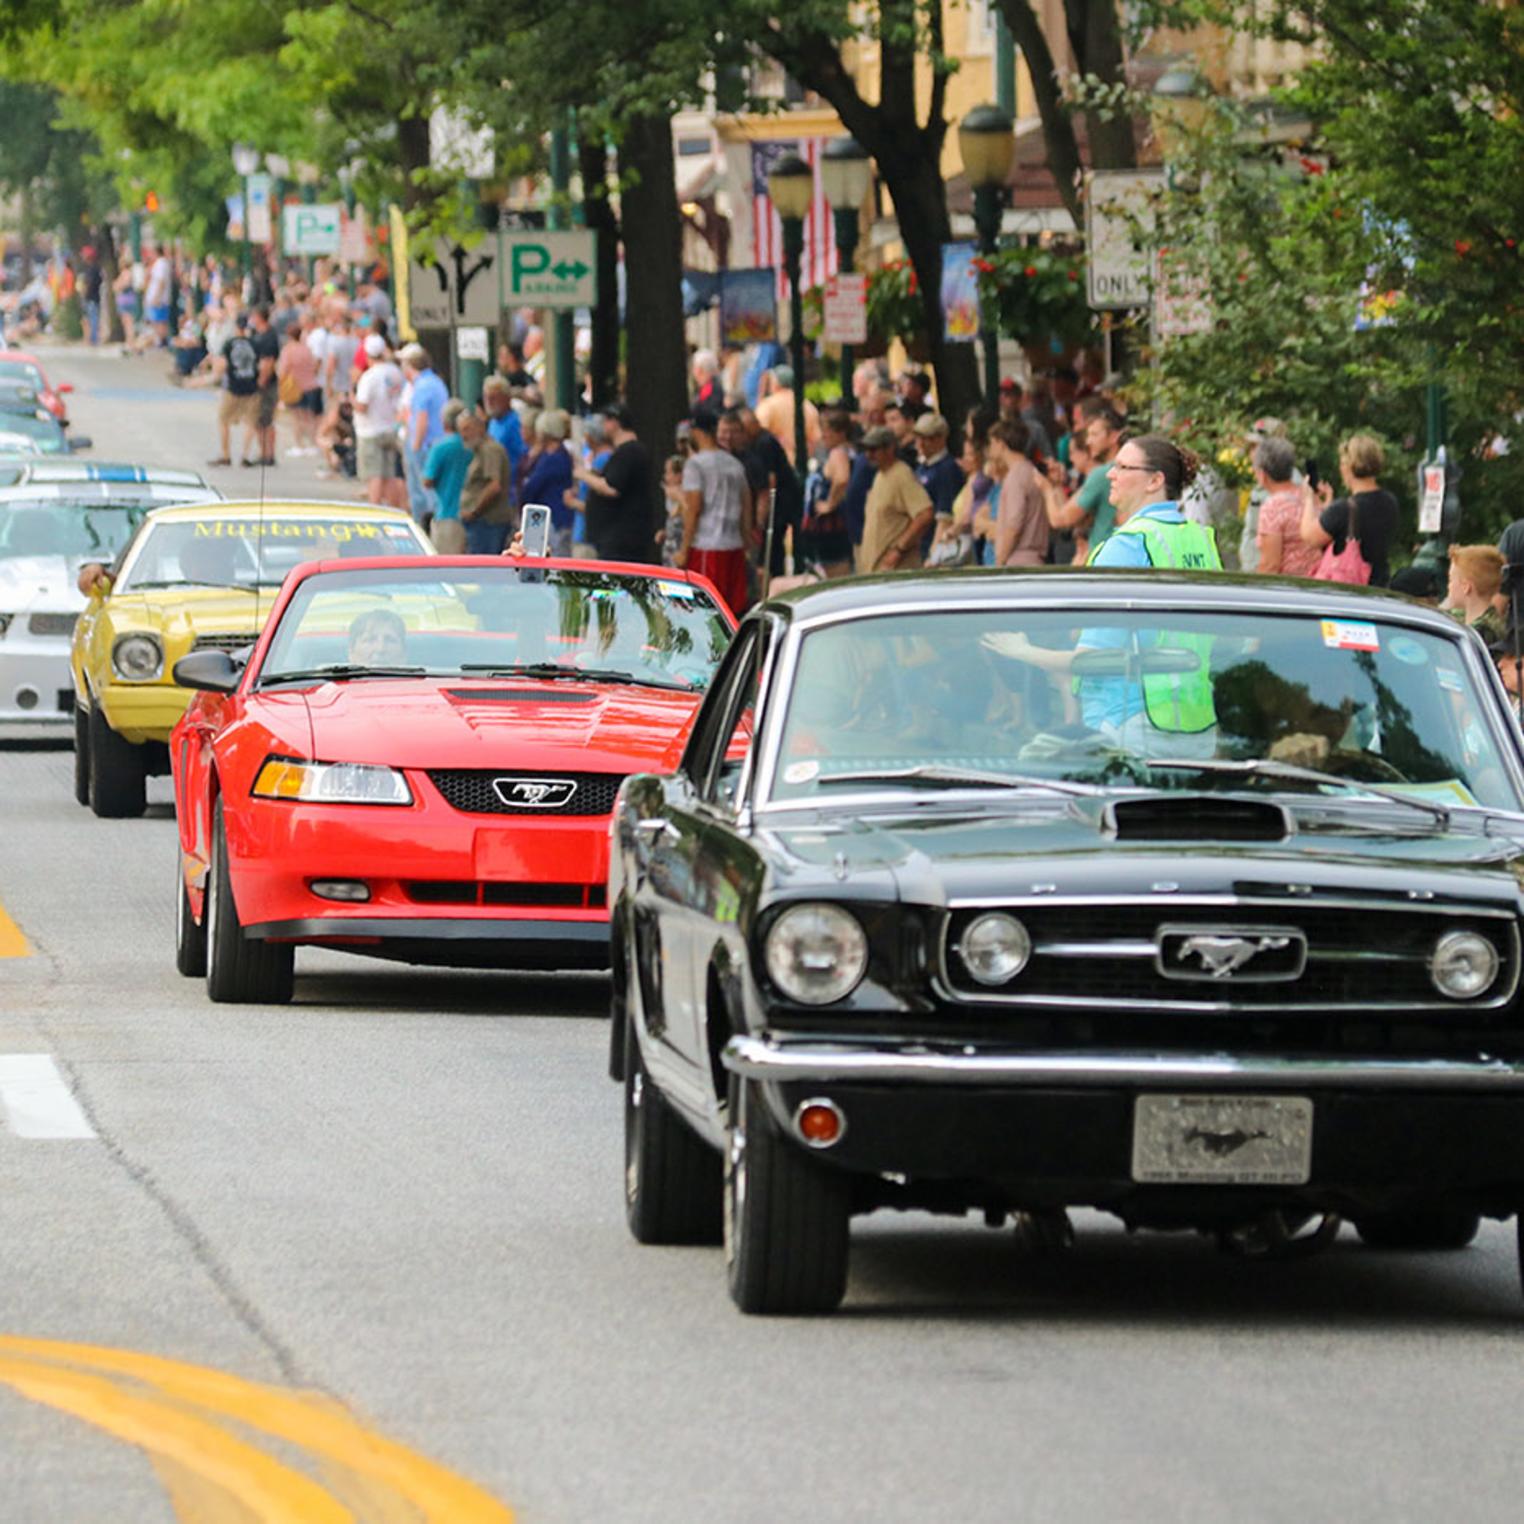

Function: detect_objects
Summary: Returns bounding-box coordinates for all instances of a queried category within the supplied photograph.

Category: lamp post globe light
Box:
[820,138,872,401]
[957,104,1014,403]
[767,152,815,483]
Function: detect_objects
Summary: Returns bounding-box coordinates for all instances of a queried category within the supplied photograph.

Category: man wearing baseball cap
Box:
[859,423,933,574]
[353,334,405,507]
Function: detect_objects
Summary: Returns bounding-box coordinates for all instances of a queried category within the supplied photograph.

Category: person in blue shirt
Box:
[983,434,1221,757]
[400,343,448,527]
[522,409,576,554]
[422,400,472,553]
[482,376,525,496]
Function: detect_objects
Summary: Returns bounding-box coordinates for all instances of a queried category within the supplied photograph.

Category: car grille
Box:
[426,769,625,816]
[403,881,607,909]
[28,612,76,637]
[939,898,1521,1014]
[192,632,257,653]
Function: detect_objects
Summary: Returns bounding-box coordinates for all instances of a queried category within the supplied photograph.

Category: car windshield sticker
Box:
[1386,778,1480,807]
[192,519,410,542]
[659,582,696,600]
[1387,635,1427,665]
[1321,619,1380,652]
[783,759,820,785]
[1437,666,1465,693]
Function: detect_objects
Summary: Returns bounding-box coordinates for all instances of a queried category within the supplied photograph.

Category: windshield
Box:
[0,410,64,452]
[258,566,732,690]
[0,499,152,561]
[0,361,43,389]
[118,514,426,590]
[770,608,1523,812]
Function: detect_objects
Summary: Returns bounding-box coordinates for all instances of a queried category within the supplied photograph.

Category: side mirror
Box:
[57,383,74,395]
[172,649,243,694]
[67,435,93,453]
[78,563,112,598]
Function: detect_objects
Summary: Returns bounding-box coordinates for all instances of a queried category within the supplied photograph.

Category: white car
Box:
[0,467,222,726]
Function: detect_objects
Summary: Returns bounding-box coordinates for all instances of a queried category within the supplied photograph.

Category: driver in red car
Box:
[347,609,407,664]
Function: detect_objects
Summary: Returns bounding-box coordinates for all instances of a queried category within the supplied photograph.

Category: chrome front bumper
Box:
[722,1035,1524,1091]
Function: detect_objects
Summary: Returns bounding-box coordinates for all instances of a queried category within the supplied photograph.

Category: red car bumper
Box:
[225,782,613,969]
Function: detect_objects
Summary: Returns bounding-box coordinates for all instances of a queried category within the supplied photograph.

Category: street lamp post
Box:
[957,105,1015,404]
[819,137,872,405]
[767,153,814,484]
[231,143,260,300]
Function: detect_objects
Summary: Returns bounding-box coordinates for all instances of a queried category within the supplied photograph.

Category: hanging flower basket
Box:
[866,258,930,352]
[976,248,1095,352]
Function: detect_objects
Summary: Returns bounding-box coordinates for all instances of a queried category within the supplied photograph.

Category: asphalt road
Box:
[5,345,1524,1521]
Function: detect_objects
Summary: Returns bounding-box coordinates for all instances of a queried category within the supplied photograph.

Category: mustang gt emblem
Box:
[1156,926,1307,983]
[494,777,577,809]
[1183,1126,1270,1157]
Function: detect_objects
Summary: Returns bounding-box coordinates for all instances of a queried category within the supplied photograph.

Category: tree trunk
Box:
[618,109,688,501]
[98,224,124,344]
[397,115,431,212]
[1064,0,1136,171]
[997,0,1084,225]
[579,135,621,408]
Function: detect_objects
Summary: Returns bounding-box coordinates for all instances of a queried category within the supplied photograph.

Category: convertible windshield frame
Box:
[750,596,1524,816]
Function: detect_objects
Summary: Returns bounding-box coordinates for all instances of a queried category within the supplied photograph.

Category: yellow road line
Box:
[0,1337,514,1523]
[0,1356,351,1523]
[0,902,30,959]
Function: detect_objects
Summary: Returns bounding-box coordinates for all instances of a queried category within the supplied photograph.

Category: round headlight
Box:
[959,912,1032,986]
[764,903,869,1006]
[1431,930,1500,1000]
[112,633,163,681]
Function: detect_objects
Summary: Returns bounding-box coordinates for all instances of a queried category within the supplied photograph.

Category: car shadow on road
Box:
[840,1219,1523,1328]
[292,964,609,1018]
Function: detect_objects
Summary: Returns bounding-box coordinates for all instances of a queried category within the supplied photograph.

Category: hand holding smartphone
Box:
[520,503,552,557]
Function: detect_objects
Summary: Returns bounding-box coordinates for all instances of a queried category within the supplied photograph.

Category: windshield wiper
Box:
[815,765,1101,797]
[1145,757,1452,828]
[258,664,429,687]
[458,662,693,693]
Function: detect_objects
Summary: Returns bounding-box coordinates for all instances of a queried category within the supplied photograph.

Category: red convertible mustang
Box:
[169,555,734,1003]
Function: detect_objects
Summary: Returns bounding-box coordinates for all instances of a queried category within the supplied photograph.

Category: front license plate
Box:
[1131,1094,1313,1185]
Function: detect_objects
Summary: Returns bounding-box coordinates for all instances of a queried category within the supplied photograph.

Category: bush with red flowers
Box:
[977,247,1094,350]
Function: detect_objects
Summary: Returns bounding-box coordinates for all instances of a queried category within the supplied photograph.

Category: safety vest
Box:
[1084,510,1220,734]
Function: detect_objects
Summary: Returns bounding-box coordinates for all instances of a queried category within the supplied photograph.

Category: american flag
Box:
[751,139,837,300]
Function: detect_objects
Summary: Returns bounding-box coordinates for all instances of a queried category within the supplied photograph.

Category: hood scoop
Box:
[444,688,595,704]
[1108,794,1291,843]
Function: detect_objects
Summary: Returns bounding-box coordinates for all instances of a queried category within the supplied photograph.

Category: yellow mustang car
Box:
[71,499,433,817]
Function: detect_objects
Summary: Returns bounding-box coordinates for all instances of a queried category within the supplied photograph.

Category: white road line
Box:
[0,1055,96,1140]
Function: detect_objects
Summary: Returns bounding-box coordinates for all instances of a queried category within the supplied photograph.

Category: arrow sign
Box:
[502,231,597,310]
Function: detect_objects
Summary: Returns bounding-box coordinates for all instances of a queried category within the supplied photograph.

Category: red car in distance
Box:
[169,555,735,1003]
[0,350,72,424]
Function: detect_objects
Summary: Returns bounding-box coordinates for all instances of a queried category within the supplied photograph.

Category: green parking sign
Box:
[502,231,596,310]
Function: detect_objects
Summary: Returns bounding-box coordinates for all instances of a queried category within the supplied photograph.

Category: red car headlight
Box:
[252,757,413,806]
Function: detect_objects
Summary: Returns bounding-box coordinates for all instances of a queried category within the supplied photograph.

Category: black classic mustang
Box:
[608,569,1524,1313]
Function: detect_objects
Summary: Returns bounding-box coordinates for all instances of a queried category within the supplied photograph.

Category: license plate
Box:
[1131,1094,1313,1185]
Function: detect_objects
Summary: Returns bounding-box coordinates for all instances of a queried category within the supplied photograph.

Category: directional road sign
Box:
[1085,170,1164,311]
[408,239,500,328]
[501,231,597,311]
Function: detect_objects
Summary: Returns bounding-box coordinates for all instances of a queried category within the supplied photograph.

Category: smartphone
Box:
[521,503,552,558]
[1303,457,1320,491]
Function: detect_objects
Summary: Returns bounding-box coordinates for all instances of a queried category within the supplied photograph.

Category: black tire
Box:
[174,849,208,978]
[72,703,90,806]
[1355,1206,1481,1250]
[87,703,146,818]
[205,801,293,1004]
[725,1078,850,1315]
[624,1022,722,1245]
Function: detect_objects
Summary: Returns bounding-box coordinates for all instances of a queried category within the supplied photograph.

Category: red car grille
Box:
[403,881,608,909]
[426,769,625,816]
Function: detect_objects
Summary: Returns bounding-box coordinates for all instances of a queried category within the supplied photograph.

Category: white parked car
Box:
[0,465,222,726]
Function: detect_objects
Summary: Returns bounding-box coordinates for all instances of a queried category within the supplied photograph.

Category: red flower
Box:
[1508,239,1518,250]
[907,272,918,294]
[1298,156,1324,176]
[1456,239,1472,256]
[1067,269,1079,280]
[1024,265,1037,278]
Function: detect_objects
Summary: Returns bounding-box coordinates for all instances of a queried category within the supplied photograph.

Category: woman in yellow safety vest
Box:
[983,434,1222,757]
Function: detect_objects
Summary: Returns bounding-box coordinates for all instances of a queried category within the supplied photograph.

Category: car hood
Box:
[0,554,85,614]
[278,678,706,773]
[104,586,277,637]
[759,797,1524,909]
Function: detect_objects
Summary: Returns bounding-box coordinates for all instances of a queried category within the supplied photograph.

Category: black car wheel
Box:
[624,1023,722,1245]
[72,703,90,806]
[87,703,146,818]
[205,801,293,1005]
[1355,1206,1482,1250]
[174,849,208,978]
[724,1078,849,1315]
